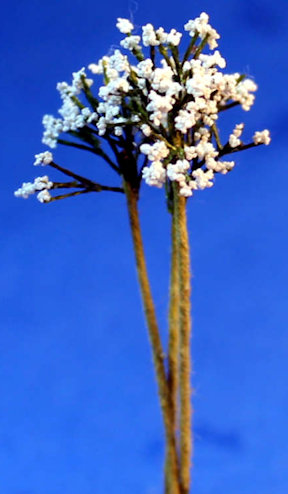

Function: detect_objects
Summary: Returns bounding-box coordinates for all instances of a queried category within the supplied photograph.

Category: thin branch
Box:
[150,46,156,68]
[138,155,149,180]
[159,44,175,70]
[181,33,199,66]
[96,184,124,193]
[52,181,83,189]
[211,124,223,151]
[218,141,258,158]
[49,189,90,201]
[59,135,120,174]
[218,101,240,112]
[193,34,209,59]
[49,161,98,187]
[49,163,124,194]
[58,138,98,154]
[170,46,182,81]
[81,76,99,110]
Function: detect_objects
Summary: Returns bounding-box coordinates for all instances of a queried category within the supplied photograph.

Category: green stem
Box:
[181,33,199,66]
[211,124,223,151]
[159,45,175,70]
[193,34,209,59]
[174,188,192,494]
[124,181,181,494]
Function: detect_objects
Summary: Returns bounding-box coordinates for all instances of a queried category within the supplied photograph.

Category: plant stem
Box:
[167,204,181,428]
[174,189,192,494]
[124,181,181,494]
[165,204,181,493]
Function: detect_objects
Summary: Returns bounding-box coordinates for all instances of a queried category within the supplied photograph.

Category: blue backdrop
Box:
[2,0,288,493]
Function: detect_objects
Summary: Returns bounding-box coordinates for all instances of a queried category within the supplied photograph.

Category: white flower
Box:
[147,91,174,125]
[120,35,141,51]
[184,146,197,161]
[114,126,123,136]
[34,176,53,190]
[14,182,36,199]
[34,151,53,166]
[116,18,134,34]
[142,24,159,46]
[109,50,130,73]
[253,129,271,145]
[142,161,166,187]
[14,176,53,200]
[180,181,198,196]
[175,109,196,134]
[155,27,168,44]
[37,189,52,203]
[192,168,214,189]
[97,116,107,136]
[195,141,218,161]
[235,78,257,111]
[42,115,63,148]
[137,59,154,78]
[167,160,190,182]
[199,51,226,69]
[184,12,220,49]
[206,159,234,174]
[229,123,244,148]
[140,141,169,161]
[141,124,152,137]
[166,29,182,46]
[18,14,270,202]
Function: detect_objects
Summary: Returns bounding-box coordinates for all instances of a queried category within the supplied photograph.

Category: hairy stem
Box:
[165,205,181,493]
[124,181,181,494]
[174,189,192,494]
[168,206,181,427]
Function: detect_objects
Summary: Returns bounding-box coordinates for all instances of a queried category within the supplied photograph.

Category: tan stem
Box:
[174,190,192,494]
[124,181,181,494]
[165,206,181,493]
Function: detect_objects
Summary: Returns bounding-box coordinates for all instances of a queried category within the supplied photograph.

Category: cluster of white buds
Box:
[253,130,271,145]
[14,176,53,202]
[229,124,244,148]
[34,151,54,166]
[15,12,271,203]
[184,12,220,49]
[42,68,97,148]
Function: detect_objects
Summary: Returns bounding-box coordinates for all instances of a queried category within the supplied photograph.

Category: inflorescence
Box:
[15,12,270,203]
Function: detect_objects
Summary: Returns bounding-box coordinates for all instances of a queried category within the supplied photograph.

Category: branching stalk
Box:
[49,162,123,193]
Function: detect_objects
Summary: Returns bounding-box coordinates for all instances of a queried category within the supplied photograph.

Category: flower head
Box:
[16,13,270,204]
[34,151,54,166]
[116,18,134,34]
[14,176,53,201]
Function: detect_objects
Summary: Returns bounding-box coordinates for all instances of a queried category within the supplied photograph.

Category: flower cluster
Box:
[14,176,53,202]
[15,13,270,202]
[42,69,97,148]
[34,151,54,166]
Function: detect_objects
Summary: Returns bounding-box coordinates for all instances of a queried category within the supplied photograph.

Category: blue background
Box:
[2,0,288,492]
